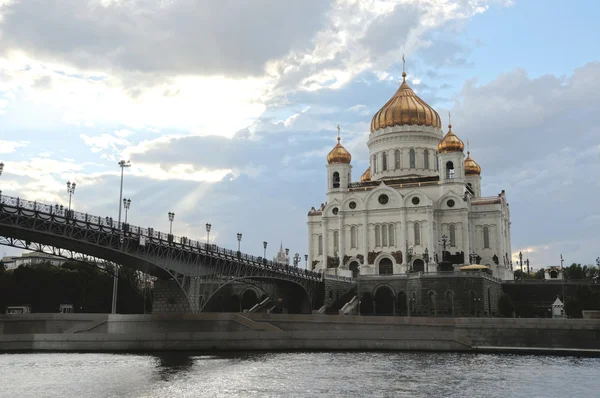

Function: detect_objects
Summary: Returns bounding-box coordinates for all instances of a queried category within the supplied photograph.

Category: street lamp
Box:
[122,198,131,223]
[526,258,530,277]
[519,251,523,280]
[423,247,430,273]
[0,162,3,176]
[168,212,175,234]
[237,233,242,252]
[294,253,300,267]
[66,181,76,213]
[285,248,290,265]
[112,159,131,315]
[263,241,268,258]
[439,234,449,262]
[305,254,308,268]
[205,223,211,245]
[561,254,566,302]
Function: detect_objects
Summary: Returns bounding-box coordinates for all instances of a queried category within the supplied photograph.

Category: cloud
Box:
[0,140,28,153]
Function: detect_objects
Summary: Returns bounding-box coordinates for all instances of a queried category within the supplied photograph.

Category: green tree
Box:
[564,263,586,280]
[534,268,545,279]
[498,294,515,318]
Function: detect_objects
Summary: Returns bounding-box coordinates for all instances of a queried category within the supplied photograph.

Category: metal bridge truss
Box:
[0,194,323,312]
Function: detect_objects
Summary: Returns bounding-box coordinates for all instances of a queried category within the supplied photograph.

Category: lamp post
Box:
[285,248,290,265]
[112,159,131,315]
[439,234,449,263]
[526,258,530,277]
[205,223,211,246]
[560,254,565,302]
[423,247,430,273]
[519,251,523,281]
[293,253,300,267]
[356,263,361,315]
[263,241,267,258]
[237,233,242,252]
[66,181,76,214]
[168,212,175,235]
[0,162,3,176]
[305,254,308,268]
[122,198,131,223]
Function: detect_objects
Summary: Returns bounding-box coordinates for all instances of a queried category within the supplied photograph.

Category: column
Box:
[462,210,470,265]
[339,213,345,268]
[322,218,329,270]
[362,212,368,266]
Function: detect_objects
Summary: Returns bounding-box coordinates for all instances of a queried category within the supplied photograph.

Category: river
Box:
[0,352,598,397]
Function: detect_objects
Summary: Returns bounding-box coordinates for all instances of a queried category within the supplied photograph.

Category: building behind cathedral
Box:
[307,68,513,281]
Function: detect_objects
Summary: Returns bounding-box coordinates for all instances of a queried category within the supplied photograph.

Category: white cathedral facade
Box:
[307,70,513,280]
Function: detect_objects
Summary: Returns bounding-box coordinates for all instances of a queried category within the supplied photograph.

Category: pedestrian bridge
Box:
[0,194,331,312]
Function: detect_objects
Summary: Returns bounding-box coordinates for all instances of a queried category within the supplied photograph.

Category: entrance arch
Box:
[349,261,360,278]
[241,289,258,311]
[378,258,393,275]
[374,285,395,315]
[413,259,425,272]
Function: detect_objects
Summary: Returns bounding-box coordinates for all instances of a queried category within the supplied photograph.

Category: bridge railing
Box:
[0,194,322,281]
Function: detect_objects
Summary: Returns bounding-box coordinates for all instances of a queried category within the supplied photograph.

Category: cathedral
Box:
[307,68,513,281]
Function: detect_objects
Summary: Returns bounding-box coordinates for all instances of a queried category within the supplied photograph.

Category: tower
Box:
[437,120,465,184]
[326,125,352,196]
[464,151,482,197]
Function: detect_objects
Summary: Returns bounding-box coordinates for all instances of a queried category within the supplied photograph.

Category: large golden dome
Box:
[370,72,442,133]
[360,167,371,182]
[464,151,481,175]
[327,136,351,164]
[437,124,465,153]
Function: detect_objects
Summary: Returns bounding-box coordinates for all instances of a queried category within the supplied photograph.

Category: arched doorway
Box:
[241,289,258,311]
[397,292,407,315]
[378,258,393,275]
[550,270,558,278]
[445,290,455,316]
[413,259,425,273]
[374,285,395,315]
[349,261,360,278]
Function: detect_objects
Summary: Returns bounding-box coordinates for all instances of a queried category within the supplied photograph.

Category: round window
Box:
[447,199,455,208]
[332,207,339,215]
[412,197,420,205]
[378,195,389,205]
[349,201,356,209]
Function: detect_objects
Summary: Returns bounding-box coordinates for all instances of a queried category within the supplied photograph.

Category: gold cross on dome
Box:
[337,124,341,140]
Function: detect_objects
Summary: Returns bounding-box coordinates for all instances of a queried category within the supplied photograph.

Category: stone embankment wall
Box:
[1,313,599,354]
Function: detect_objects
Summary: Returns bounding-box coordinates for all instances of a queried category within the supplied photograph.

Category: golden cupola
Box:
[437,124,465,153]
[360,167,371,182]
[370,72,442,133]
[327,135,352,164]
[464,151,482,175]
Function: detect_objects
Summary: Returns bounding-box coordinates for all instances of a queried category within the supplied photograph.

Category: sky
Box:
[0,0,599,270]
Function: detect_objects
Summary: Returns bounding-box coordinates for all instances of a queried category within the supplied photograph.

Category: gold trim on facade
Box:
[360,167,371,182]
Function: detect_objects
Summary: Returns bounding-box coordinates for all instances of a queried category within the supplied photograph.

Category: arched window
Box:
[395,150,401,169]
[318,235,323,255]
[351,226,357,249]
[382,225,388,247]
[446,161,455,179]
[409,149,416,168]
[333,230,339,253]
[332,172,340,188]
[414,222,421,246]
[483,226,490,249]
[424,150,430,169]
[449,224,456,247]
[435,154,439,171]
[388,224,395,246]
[382,152,387,171]
[375,225,381,247]
[373,154,378,174]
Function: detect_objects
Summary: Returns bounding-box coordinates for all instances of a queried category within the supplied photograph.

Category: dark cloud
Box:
[0,0,332,78]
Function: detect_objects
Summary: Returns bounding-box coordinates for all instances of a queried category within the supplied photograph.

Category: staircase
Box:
[326,286,357,314]
[339,296,359,315]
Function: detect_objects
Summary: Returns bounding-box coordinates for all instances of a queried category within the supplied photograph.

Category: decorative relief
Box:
[391,250,403,264]
[312,260,319,268]
[356,254,364,265]
[343,255,351,265]
[368,250,381,264]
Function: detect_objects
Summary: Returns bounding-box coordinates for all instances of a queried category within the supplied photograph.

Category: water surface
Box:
[1,352,598,398]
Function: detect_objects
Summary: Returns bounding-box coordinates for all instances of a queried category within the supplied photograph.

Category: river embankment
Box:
[1,313,599,355]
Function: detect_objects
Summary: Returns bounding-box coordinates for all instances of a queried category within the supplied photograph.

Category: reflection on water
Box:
[0,351,599,398]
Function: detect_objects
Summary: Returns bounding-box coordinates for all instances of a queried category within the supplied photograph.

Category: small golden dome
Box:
[327,136,351,164]
[464,151,481,176]
[370,72,442,133]
[437,124,465,153]
[360,167,371,182]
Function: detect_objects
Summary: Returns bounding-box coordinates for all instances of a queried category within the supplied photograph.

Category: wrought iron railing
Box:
[0,193,322,281]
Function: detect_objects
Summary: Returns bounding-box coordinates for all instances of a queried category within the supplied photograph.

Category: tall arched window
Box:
[449,224,456,247]
[382,152,387,171]
[351,226,357,249]
[435,154,439,171]
[483,226,490,249]
[409,149,416,168]
[332,171,340,188]
[318,235,323,255]
[394,150,401,169]
[333,230,339,253]
[414,222,421,246]
[373,154,378,173]
[424,150,430,169]
[375,225,381,247]
[446,161,455,179]
[382,225,388,247]
[388,224,395,246]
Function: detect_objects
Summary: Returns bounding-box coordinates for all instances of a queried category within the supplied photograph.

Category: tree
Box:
[564,263,586,280]
[498,294,514,318]
[534,268,545,279]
